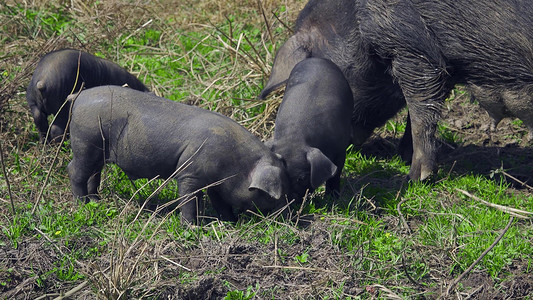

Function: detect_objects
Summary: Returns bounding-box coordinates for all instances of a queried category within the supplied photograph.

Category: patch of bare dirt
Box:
[0,237,81,299]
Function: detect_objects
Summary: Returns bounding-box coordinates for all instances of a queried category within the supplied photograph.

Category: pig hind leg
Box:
[392,54,450,181]
[68,137,105,202]
[502,89,533,143]
[67,157,104,202]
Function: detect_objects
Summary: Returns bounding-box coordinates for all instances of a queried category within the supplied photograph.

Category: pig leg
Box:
[67,158,104,203]
[392,56,449,181]
[398,113,413,163]
[501,90,533,143]
[68,137,105,202]
[362,1,449,180]
[325,158,345,198]
[87,172,102,200]
[207,189,237,222]
[30,106,50,143]
[325,172,341,198]
[177,179,204,224]
[49,107,70,143]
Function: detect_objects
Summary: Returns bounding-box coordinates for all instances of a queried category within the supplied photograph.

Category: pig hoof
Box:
[408,164,434,182]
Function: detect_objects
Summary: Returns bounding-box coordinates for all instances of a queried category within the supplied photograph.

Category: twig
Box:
[456,188,532,219]
[262,265,343,274]
[160,255,192,271]
[257,0,273,44]
[395,181,411,234]
[271,9,293,33]
[464,285,484,300]
[53,281,89,300]
[294,190,309,226]
[120,19,153,44]
[34,293,61,300]
[443,216,514,297]
[274,232,278,266]
[367,284,403,300]
[501,170,533,191]
[0,140,14,214]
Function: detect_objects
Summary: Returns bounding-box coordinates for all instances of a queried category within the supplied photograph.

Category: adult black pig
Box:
[261,0,533,181]
[27,49,149,143]
[67,86,289,223]
[266,58,353,198]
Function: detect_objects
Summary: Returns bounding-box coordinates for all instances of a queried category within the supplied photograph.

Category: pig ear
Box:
[259,35,311,99]
[306,147,337,189]
[249,163,284,200]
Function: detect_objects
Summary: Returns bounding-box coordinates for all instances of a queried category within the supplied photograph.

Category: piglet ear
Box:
[249,163,284,200]
[307,147,337,189]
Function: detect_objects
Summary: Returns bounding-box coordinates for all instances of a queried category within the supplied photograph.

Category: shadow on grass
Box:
[359,135,533,189]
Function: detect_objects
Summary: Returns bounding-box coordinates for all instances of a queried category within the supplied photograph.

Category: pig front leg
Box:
[207,189,237,222]
[177,179,204,224]
[398,113,413,163]
[30,106,50,143]
[325,171,341,198]
[325,156,346,198]
[49,107,70,143]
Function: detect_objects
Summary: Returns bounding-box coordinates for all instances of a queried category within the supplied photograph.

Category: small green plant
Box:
[295,252,309,264]
[224,285,256,300]
[438,123,463,144]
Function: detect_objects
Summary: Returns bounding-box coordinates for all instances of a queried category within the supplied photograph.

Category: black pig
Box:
[261,0,533,181]
[266,58,353,198]
[27,49,149,143]
[67,86,289,223]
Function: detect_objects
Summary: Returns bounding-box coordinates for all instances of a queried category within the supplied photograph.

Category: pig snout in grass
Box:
[67,86,290,224]
[266,58,353,199]
[26,48,149,144]
[260,0,533,181]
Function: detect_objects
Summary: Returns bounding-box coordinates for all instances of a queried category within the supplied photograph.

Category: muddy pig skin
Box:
[266,58,353,199]
[260,0,533,181]
[67,86,289,223]
[27,49,149,143]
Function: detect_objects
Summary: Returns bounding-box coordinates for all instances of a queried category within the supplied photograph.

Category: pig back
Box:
[70,86,275,181]
[274,58,353,146]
